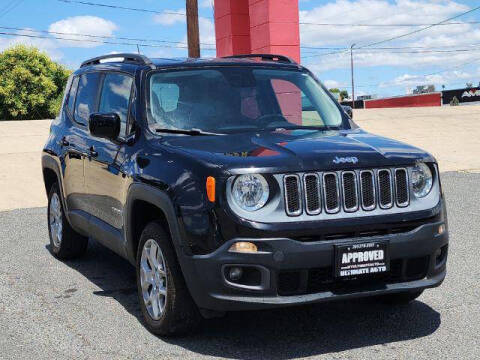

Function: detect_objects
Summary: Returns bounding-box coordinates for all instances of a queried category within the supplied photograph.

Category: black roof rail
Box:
[222,53,297,64]
[80,53,153,68]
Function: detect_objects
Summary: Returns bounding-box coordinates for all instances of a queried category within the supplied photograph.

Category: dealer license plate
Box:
[335,241,390,278]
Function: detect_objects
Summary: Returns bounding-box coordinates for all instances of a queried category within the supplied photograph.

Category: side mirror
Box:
[89,113,120,141]
[342,105,353,119]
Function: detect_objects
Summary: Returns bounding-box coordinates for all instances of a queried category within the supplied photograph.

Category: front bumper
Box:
[181,219,448,312]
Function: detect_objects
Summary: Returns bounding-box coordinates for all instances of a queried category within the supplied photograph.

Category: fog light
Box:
[438,224,446,235]
[229,241,258,253]
[229,267,243,281]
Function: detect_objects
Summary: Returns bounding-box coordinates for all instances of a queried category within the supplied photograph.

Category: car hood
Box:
[158,128,434,174]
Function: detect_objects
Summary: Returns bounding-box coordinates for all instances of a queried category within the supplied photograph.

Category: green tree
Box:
[0,45,71,120]
[328,88,349,101]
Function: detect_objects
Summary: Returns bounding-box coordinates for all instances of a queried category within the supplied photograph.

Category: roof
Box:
[76,53,302,73]
[149,56,301,69]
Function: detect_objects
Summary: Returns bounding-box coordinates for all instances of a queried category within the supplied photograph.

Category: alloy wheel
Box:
[49,192,63,248]
[140,239,168,320]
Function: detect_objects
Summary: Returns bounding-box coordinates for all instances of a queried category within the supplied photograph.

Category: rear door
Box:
[84,71,134,229]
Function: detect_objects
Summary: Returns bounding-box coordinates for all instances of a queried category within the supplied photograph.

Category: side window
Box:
[74,72,101,126]
[99,73,133,137]
[67,76,79,115]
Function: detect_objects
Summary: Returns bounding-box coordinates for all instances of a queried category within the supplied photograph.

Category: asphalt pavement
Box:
[0,172,479,359]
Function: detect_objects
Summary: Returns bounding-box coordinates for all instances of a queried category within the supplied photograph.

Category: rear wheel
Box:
[48,182,88,259]
[377,290,424,304]
[136,221,200,336]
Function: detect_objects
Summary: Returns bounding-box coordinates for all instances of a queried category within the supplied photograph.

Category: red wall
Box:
[364,93,442,109]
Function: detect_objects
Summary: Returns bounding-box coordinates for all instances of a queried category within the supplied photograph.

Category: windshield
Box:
[147,67,345,134]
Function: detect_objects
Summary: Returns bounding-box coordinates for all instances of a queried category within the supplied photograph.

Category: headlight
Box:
[411,163,433,198]
[232,174,269,211]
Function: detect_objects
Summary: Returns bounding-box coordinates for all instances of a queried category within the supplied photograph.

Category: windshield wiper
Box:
[154,128,222,136]
[263,125,340,132]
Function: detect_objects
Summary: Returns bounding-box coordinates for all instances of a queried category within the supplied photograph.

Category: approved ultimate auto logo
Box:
[333,156,358,164]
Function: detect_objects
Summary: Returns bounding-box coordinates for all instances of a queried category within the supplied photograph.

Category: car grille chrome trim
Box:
[341,171,359,212]
[323,172,340,214]
[394,168,409,207]
[360,170,376,211]
[283,175,302,216]
[303,173,321,215]
[282,167,411,216]
[377,169,394,209]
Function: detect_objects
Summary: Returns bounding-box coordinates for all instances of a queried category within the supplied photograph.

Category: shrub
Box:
[0,45,71,120]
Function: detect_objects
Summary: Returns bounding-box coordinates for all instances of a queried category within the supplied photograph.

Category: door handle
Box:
[89,146,98,158]
[60,137,70,147]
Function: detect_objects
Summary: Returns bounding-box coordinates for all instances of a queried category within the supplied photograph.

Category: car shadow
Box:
[51,241,441,359]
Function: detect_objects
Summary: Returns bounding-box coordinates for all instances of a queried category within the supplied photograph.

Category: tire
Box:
[136,221,200,336]
[377,290,424,305]
[48,182,88,259]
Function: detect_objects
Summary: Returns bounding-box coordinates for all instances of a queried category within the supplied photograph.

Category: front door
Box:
[84,72,133,229]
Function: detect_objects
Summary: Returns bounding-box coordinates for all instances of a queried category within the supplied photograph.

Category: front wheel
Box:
[136,221,200,336]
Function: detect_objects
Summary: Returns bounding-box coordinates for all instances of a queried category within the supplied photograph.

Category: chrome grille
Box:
[342,171,358,212]
[378,169,393,209]
[395,168,409,207]
[323,173,340,213]
[284,175,302,216]
[303,174,321,215]
[283,167,411,216]
[360,170,375,210]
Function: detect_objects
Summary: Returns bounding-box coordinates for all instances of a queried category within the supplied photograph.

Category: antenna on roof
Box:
[136,44,141,54]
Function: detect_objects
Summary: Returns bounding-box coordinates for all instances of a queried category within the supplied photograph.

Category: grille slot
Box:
[282,167,414,216]
[360,170,376,210]
[377,169,393,209]
[323,173,340,213]
[395,168,409,207]
[284,175,302,216]
[303,174,321,215]
[342,171,358,212]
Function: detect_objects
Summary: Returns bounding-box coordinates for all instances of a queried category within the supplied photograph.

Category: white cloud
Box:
[323,79,342,88]
[380,67,480,88]
[0,29,63,61]
[300,0,469,47]
[300,0,480,73]
[49,16,118,48]
[153,9,216,51]
[200,0,213,8]
[153,9,185,26]
[199,17,215,45]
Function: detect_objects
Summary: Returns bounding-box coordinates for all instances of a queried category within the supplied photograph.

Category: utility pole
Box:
[186,0,200,58]
[350,43,356,109]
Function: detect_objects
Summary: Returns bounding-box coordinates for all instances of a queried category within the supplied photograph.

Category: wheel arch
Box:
[124,183,189,265]
[41,154,68,212]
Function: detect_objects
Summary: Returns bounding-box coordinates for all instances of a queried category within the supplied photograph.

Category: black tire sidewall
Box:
[135,221,199,336]
[47,183,63,256]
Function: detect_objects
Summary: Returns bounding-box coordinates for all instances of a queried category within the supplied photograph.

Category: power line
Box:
[0,0,24,19]
[360,5,480,48]
[0,31,216,50]
[0,25,216,47]
[308,5,480,59]
[300,21,480,27]
[336,58,480,90]
[56,0,185,16]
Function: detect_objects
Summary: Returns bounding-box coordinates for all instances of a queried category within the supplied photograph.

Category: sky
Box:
[1,0,480,98]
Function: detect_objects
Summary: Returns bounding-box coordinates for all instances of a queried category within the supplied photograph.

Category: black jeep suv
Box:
[42,53,448,335]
